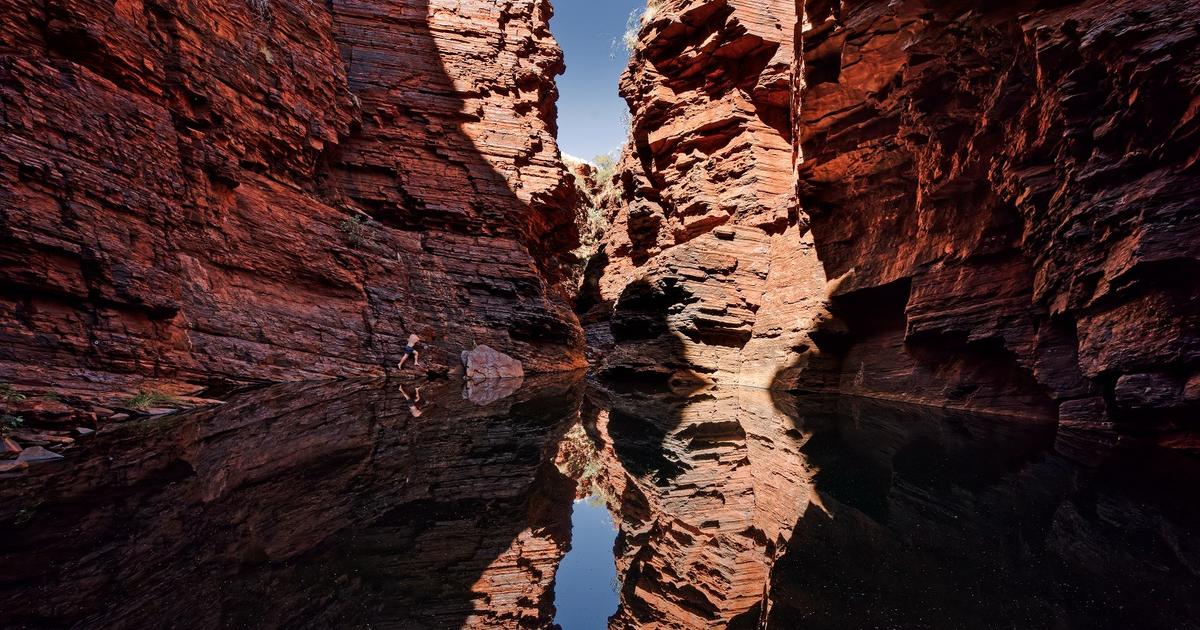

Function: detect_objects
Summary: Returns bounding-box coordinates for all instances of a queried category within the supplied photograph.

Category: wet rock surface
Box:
[2,376,1197,629]
[0,0,584,397]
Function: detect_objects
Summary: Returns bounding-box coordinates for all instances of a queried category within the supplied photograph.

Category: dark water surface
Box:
[1,375,1197,629]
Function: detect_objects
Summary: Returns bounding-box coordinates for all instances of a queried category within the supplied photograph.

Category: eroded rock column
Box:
[585,0,836,389]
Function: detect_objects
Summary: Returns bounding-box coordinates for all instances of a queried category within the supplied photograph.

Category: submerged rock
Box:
[1,437,21,458]
[0,459,28,474]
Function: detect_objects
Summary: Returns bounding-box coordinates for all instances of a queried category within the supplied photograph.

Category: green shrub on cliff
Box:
[339,214,371,248]
[0,383,26,403]
[1,415,24,436]
[125,390,178,411]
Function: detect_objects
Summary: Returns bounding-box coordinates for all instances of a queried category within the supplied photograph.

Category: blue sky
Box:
[551,0,646,161]
[552,497,620,629]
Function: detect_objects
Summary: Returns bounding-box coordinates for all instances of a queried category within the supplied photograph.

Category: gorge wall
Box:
[0,0,584,395]
[584,0,834,390]
[589,0,1200,445]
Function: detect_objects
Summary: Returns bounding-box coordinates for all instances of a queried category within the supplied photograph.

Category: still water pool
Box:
[1,374,1197,629]
[553,497,619,630]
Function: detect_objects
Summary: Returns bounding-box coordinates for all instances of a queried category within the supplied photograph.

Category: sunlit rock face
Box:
[586,383,816,628]
[795,0,1200,436]
[0,377,583,628]
[591,0,1198,444]
[584,0,836,388]
[0,0,583,394]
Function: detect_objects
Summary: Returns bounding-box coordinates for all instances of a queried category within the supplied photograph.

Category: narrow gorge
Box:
[1,0,1199,628]
[2,0,1197,444]
[586,0,1200,446]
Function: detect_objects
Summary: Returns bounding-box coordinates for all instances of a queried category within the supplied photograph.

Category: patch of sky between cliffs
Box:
[552,495,620,629]
[550,0,649,162]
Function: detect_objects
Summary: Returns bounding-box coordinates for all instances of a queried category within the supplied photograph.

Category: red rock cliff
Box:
[0,0,584,392]
[591,0,1199,444]
[796,0,1200,440]
[585,0,835,389]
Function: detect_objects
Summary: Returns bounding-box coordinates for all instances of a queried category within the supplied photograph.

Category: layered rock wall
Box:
[0,0,584,393]
[593,0,1199,443]
[796,0,1200,437]
[584,0,836,388]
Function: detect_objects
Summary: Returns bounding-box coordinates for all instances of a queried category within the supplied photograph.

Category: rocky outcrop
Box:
[0,0,584,396]
[590,0,1199,444]
[794,0,1200,439]
[584,0,837,388]
[462,344,526,379]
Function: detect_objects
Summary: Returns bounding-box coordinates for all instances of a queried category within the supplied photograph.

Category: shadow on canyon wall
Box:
[784,0,1200,443]
[324,0,582,373]
[590,282,1200,629]
[0,0,581,390]
[0,376,584,629]
[766,278,1061,420]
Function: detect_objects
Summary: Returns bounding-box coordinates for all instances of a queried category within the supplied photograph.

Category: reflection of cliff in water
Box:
[767,395,1200,630]
[585,383,814,629]
[2,377,1199,629]
[581,386,1199,630]
[0,376,584,629]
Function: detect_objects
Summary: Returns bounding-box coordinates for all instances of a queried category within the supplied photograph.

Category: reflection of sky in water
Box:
[3,377,1198,629]
[553,495,619,629]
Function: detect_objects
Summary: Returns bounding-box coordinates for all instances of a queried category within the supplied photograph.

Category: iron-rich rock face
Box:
[795,0,1200,438]
[0,0,584,393]
[584,0,837,389]
[592,0,1198,444]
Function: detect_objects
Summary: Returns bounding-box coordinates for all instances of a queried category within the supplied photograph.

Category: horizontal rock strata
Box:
[591,0,1198,445]
[583,0,834,388]
[795,0,1200,438]
[0,0,584,394]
